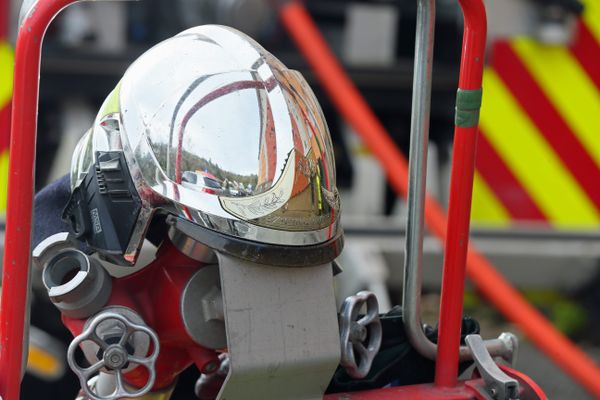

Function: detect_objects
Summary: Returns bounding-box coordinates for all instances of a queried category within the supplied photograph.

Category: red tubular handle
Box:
[279,2,600,397]
[0,1,80,398]
[435,0,487,387]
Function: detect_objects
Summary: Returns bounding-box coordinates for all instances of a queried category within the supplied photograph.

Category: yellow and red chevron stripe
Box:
[0,39,13,215]
[472,3,600,228]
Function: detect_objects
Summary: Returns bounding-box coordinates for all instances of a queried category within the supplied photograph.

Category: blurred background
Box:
[0,0,599,398]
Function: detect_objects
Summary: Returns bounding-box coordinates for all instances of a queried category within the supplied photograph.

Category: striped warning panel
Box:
[471,4,600,229]
[0,40,13,215]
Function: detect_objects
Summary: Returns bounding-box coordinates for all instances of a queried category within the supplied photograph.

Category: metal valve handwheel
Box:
[339,291,382,379]
[67,310,160,400]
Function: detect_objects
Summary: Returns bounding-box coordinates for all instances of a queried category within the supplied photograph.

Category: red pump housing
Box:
[61,240,221,390]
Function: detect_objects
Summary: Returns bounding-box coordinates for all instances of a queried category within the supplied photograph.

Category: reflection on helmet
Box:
[69,25,342,265]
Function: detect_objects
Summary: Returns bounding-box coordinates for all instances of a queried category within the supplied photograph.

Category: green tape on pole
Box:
[455,88,483,128]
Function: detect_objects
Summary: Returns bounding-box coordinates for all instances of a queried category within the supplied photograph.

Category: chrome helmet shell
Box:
[67,25,342,266]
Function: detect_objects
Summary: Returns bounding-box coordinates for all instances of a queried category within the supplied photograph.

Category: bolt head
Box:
[203,361,218,374]
[103,345,128,370]
[350,323,367,343]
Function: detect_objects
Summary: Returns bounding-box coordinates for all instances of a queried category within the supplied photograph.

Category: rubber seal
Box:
[455,88,483,128]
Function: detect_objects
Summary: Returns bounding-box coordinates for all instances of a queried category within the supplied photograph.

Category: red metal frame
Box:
[323,365,547,400]
[0,1,80,398]
[325,382,483,400]
[0,0,591,398]
[279,1,600,397]
[435,0,487,386]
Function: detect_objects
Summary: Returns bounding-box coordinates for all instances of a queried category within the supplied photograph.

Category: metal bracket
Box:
[216,254,340,400]
[466,334,520,400]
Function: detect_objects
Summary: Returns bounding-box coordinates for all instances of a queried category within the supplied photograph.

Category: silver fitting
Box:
[41,248,112,319]
[466,334,519,400]
[168,224,216,263]
[339,291,382,379]
[68,309,160,400]
[195,354,229,399]
[181,264,227,349]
